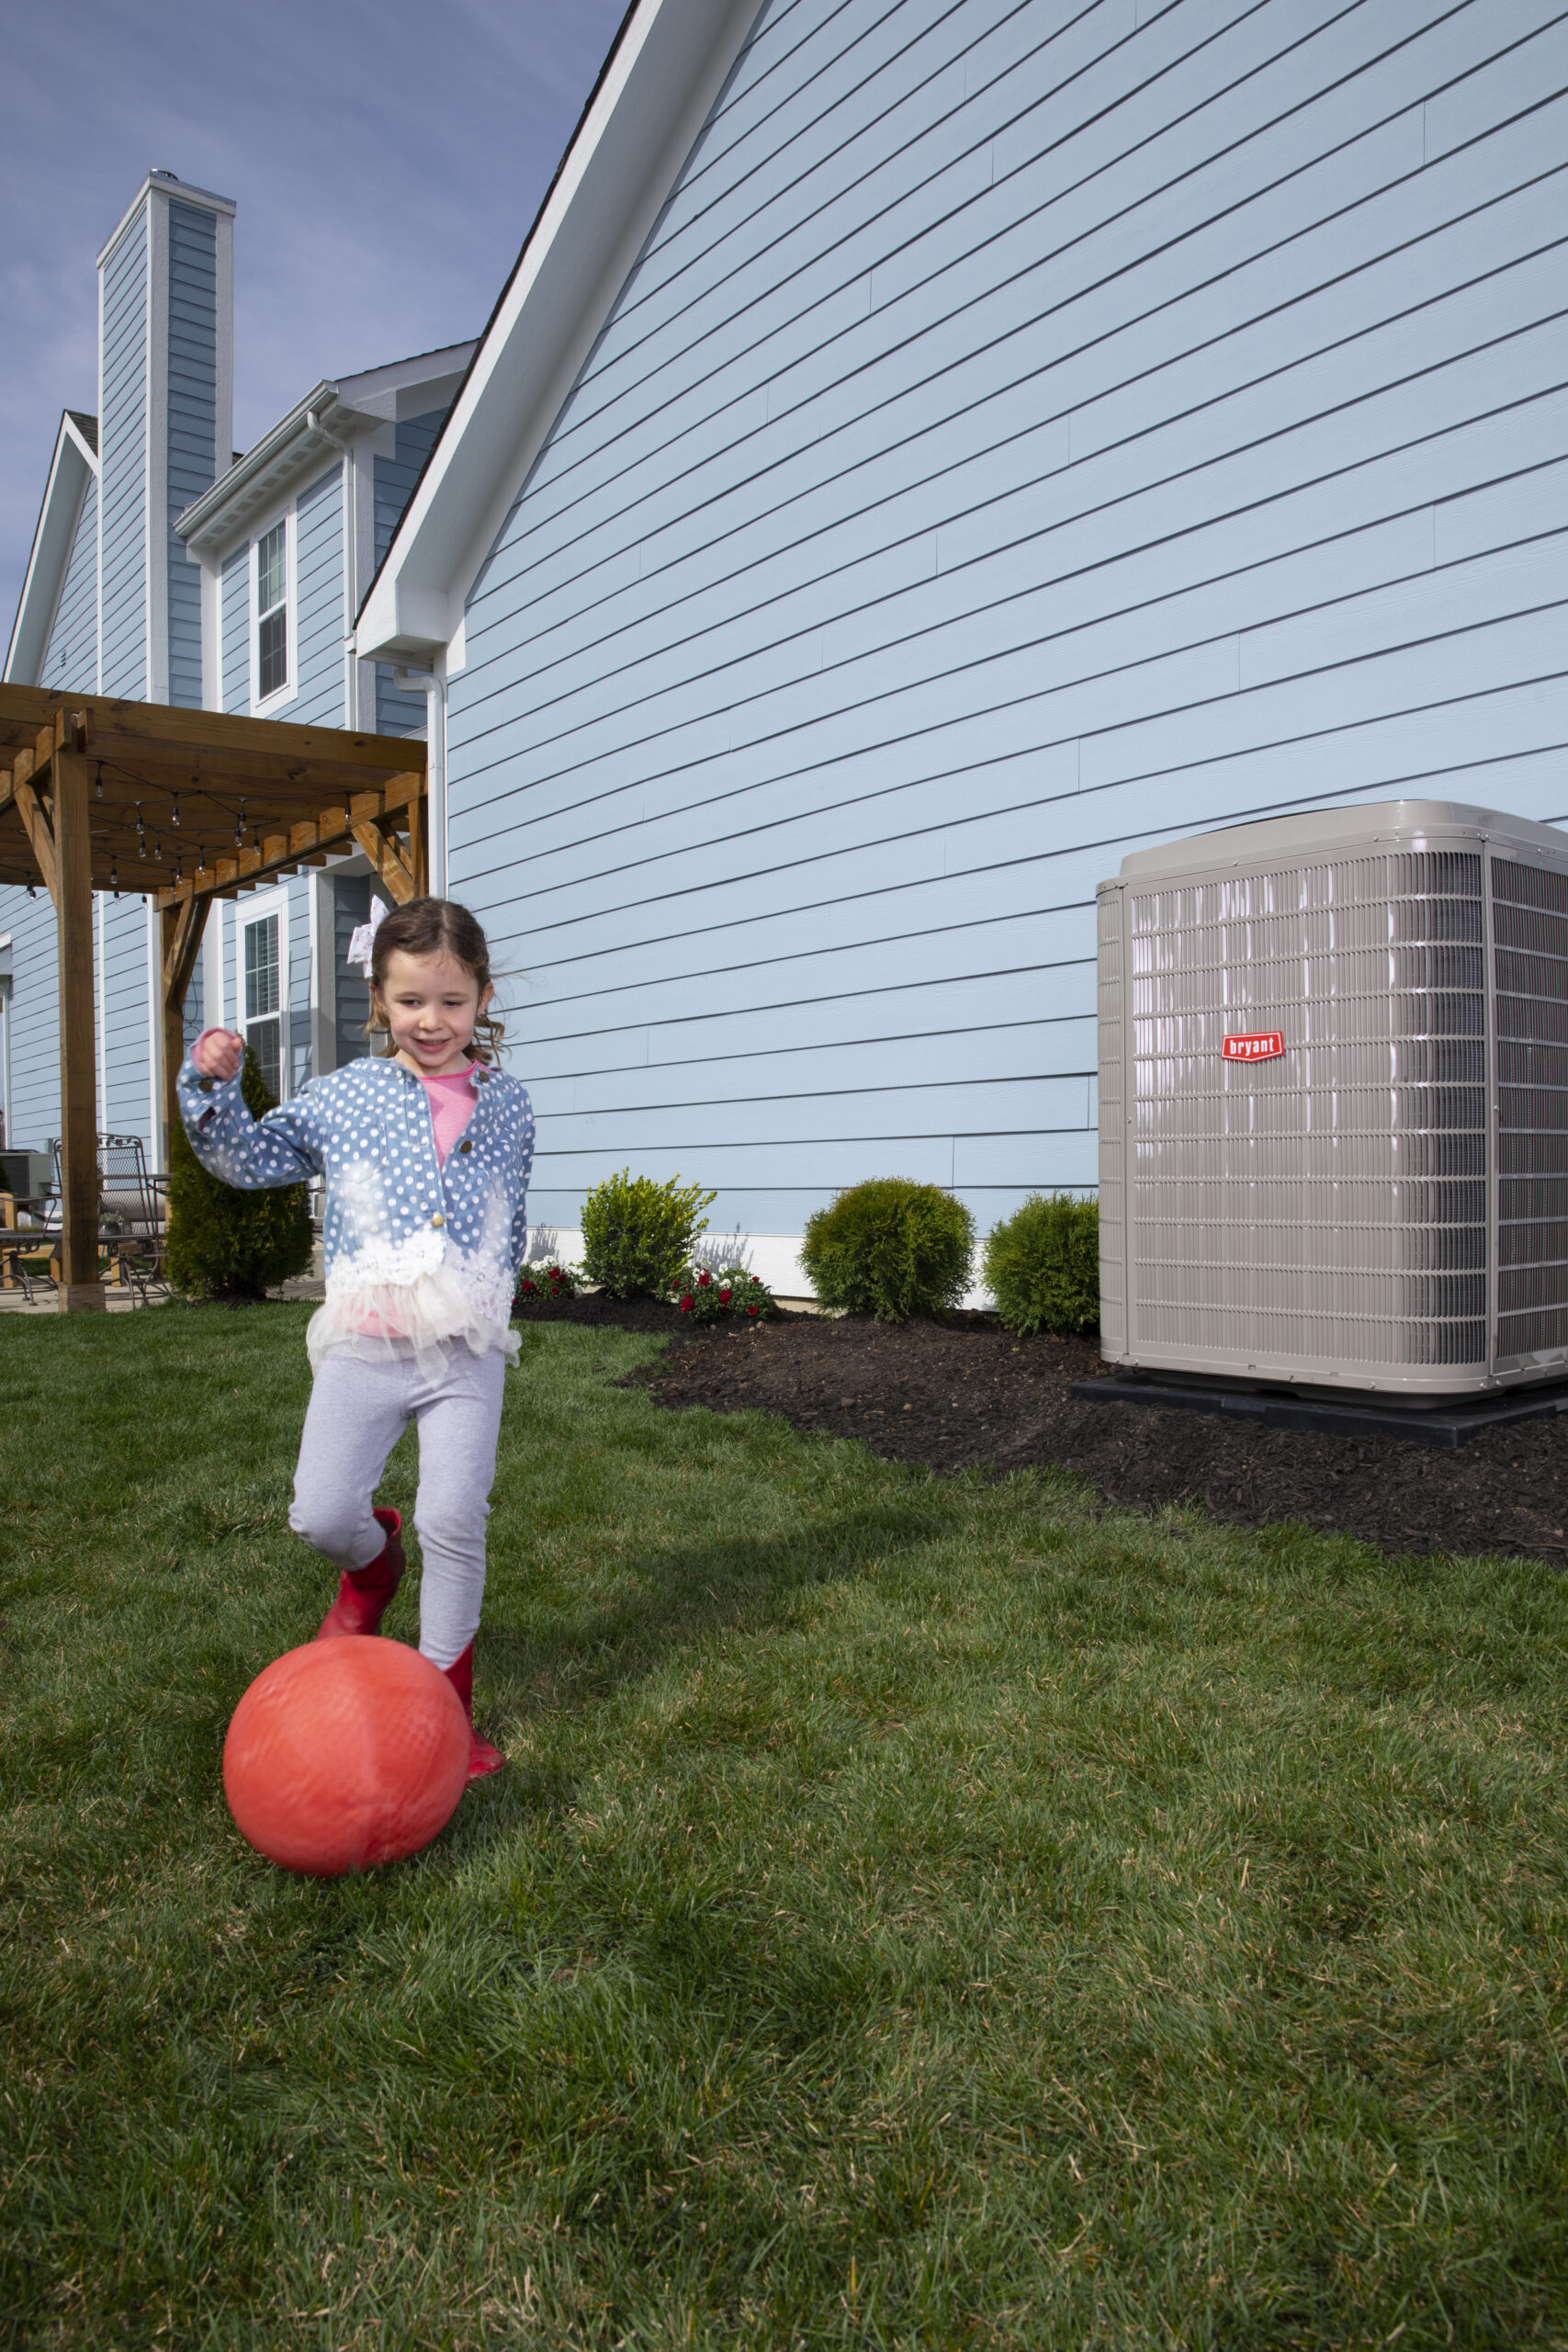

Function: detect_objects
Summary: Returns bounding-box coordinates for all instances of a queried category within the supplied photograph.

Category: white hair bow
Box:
[345,895,388,978]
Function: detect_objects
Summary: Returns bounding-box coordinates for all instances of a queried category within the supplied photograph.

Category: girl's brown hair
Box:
[367,897,506,1065]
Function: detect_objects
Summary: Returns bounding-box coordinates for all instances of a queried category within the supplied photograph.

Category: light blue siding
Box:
[374,409,447,736]
[165,201,218,708]
[451,0,1568,1243]
[293,465,345,725]
[0,888,60,1151]
[221,543,248,712]
[39,475,98,693]
[99,898,153,1148]
[99,206,147,700]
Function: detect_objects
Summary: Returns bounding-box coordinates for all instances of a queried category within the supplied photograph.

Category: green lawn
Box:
[3,1306,1568,2350]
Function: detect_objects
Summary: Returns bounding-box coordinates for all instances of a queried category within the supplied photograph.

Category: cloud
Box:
[2,0,628,645]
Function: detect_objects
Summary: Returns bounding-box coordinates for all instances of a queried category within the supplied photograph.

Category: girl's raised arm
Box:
[176,1036,321,1190]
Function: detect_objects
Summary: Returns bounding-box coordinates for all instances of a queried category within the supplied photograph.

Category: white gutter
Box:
[356,0,763,667]
[177,382,347,553]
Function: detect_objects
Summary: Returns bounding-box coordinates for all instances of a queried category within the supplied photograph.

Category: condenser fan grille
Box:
[1494,857,1568,1361]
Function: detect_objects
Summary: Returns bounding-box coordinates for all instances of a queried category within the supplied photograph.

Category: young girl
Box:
[181,896,534,1781]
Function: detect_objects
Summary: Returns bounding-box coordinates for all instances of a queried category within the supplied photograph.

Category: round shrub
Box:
[801,1177,975,1321]
[982,1192,1100,1337]
[579,1168,716,1298]
[165,1046,314,1304]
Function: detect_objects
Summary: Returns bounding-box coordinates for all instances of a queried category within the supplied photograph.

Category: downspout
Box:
[392,664,446,899]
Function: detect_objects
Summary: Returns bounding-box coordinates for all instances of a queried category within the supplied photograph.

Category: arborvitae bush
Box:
[982,1192,1100,1337]
[165,1046,315,1304]
[801,1177,975,1320]
[579,1169,716,1298]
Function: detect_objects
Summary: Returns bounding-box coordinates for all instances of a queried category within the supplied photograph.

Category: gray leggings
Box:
[288,1345,508,1669]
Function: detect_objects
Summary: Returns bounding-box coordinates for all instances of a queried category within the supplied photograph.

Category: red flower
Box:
[747,1304,759,1317]
[719,1286,731,1302]
[680,1295,694,1312]
[697,1269,711,1286]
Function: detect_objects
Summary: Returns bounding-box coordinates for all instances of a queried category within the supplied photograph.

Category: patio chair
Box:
[47,1133,169,1306]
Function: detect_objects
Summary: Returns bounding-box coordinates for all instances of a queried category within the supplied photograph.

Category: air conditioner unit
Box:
[1096,801,1568,1398]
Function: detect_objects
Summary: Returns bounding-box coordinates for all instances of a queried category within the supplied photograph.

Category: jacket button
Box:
[431,1212,445,1228]
[458,1138,473,1153]
[198,1079,214,1094]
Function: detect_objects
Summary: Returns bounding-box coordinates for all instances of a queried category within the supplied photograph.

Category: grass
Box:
[2,1305,1568,2350]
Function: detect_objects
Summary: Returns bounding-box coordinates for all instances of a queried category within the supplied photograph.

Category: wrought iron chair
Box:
[45,1133,169,1306]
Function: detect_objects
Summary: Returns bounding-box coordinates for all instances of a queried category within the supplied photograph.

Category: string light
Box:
[235,797,245,850]
[170,793,180,829]
[110,862,119,899]
[95,761,104,799]
[153,832,163,863]
[134,803,145,853]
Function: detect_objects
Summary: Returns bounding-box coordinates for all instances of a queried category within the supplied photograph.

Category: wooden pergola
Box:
[0,685,428,1311]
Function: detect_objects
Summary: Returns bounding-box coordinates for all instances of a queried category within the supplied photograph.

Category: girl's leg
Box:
[289,1352,414,1570]
[409,1348,507,1669]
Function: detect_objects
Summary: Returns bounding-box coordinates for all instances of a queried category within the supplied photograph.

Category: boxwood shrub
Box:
[801,1177,975,1321]
[579,1169,716,1299]
[982,1192,1100,1337]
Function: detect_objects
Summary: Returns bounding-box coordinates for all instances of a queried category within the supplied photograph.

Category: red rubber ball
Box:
[223,1639,470,1875]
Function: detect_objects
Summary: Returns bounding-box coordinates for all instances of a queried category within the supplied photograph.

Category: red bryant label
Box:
[1222,1031,1285,1061]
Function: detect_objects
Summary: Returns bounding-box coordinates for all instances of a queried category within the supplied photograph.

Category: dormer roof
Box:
[3,411,100,686]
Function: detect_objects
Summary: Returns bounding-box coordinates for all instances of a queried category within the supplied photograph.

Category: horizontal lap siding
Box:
[99,899,152,1148]
[451,0,1568,1247]
[1,888,60,1150]
[221,545,248,712]
[99,208,147,700]
[166,203,218,708]
[293,466,345,726]
[39,480,98,693]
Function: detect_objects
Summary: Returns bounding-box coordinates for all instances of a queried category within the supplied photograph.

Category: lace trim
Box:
[308,1250,519,1378]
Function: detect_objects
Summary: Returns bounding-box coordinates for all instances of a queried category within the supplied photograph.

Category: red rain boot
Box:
[441,1642,507,1781]
[315,1509,405,1640]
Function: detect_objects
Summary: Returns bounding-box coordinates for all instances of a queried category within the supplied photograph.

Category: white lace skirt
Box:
[306,1255,520,1381]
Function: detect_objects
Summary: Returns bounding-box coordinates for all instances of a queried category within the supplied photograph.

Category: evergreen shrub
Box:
[579,1169,716,1298]
[165,1047,314,1304]
[982,1192,1100,1336]
[801,1177,975,1320]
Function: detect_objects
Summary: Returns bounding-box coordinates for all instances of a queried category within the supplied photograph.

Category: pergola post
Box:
[52,733,106,1311]
[160,896,209,1155]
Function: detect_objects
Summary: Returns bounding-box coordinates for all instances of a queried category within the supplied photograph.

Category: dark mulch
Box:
[613,1308,1568,1565]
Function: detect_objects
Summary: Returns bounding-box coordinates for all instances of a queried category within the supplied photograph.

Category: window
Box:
[243,910,282,1102]
[255,520,288,701]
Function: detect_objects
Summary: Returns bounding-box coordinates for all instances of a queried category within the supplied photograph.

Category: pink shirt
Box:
[421,1067,478,1164]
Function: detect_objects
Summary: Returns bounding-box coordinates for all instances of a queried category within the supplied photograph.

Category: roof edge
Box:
[356,0,764,666]
[4,413,99,687]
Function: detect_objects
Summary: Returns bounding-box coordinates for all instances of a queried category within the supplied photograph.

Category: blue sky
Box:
[2,0,629,652]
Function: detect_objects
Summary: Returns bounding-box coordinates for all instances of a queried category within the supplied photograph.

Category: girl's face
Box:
[376,947,493,1078]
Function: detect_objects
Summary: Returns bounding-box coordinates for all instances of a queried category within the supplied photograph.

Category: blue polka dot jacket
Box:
[177,1049,535,1371]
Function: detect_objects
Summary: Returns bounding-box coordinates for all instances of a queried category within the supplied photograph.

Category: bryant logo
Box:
[1222,1032,1286,1061]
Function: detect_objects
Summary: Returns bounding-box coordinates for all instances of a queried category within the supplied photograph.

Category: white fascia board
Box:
[356,0,764,666]
[334,342,478,424]
[4,413,99,684]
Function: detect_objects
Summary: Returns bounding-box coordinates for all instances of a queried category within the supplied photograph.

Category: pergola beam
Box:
[0,684,428,1315]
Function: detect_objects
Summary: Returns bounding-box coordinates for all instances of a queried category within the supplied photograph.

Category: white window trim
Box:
[237,884,291,1100]
[249,506,299,716]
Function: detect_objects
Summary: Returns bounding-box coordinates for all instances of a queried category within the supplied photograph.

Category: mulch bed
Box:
[516,1295,1568,1562]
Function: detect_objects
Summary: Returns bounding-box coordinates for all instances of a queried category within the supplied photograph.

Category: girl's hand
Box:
[193,1029,243,1081]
